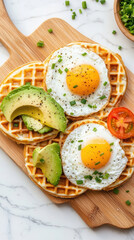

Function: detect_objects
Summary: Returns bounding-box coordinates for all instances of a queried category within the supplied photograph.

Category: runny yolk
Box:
[81,138,111,169]
[66,64,100,96]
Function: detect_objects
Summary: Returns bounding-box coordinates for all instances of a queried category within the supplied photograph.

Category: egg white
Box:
[45,44,111,117]
[61,123,128,190]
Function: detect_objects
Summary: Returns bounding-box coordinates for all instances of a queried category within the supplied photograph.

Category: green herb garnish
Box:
[93,128,97,132]
[14,123,19,127]
[78,140,83,142]
[120,0,134,35]
[95,161,100,165]
[73,85,78,88]
[118,46,122,50]
[126,190,129,193]
[65,1,70,6]
[100,95,106,100]
[37,40,44,47]
[82,52,87,56]
[93,170,99,175]
[71,140,74,143]
[58,69,63,74]
[100,0,106,4]
[82,1,87,9]
[110,142,114,146]
[103,81,107,86]
[84,175,93,180]
[110,148,113,152]
[48,28,53,33]
[100,153,104,156]
[70,112,74,115]
[93,105,97,109]
[113,188,119,194]
[95,176,102,183]
[40,158,45,163]
[63,93,66,96]
[79,9,82,14]
[81,99,87,104]
[125,200,131,206]
[103,173,109,179]
[65,68,69,72]
[58,58,62,63]
[88,104,93,108]
[78,144,82,151]
[112,30,117,35]
[51,63,56,69]
[72,12,76,20]
[47,88,52,93]
[70,100,76,106]
[76,180,83,184]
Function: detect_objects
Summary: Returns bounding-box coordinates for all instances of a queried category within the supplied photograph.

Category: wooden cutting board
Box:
[0,0,134,229]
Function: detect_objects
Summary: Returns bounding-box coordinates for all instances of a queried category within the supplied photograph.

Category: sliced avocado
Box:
[33,143,62,186]
[1,85,67,132]
[22,115,52,133]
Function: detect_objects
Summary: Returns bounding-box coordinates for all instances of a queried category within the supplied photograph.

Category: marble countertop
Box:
[0,0,134,239]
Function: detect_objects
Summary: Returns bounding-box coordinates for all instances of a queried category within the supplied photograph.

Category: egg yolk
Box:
[66,64,100,96]
[81,138,111,169]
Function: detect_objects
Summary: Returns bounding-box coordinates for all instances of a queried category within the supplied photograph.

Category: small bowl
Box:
[114,0,134,41]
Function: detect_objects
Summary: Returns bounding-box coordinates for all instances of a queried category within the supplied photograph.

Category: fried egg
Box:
[45,43,111,117]
[61,122,128,190]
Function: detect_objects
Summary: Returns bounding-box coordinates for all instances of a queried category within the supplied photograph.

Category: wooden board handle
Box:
[0,0,25,53]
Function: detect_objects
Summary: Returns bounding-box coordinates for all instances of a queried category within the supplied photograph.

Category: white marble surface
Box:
[0,0,134,239]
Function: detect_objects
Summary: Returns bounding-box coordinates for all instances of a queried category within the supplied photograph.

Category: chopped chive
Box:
[103,173,109,179]
[78,140,83,142]
[47,88,52,93]
[14,123,19,127]
[40,158,45,163]
[37,40,44,47]
[72,12,76,20]
[78,144,82,151]
[70,100,76,106]
[100,95,106,100]
[98,172,103,175]
[110,148,113,152]
[63,93,66,96]
[100,152,104,156]
[112,30,117,35]
[76,180,83,184]
[58,58,62,63]
[84,175,93,180]
[25,82,31,85]
[79,9,82,14]
[82,1,87,9]
[126,200,131,206]
[58,69,63,74]
[113,188,119,194]
[82,52,87,56]
[96,0,99,2]
[65,68,69,72]
[95,161,100,165]
[103,81,107,86]
[110,142,114,146]
[70,9,73,11]
[65,1,70,6]
[73,85,78,88]
[100,0,106,4]
[88,104,93,108]
[93,127,97,132]
[58,55,62,58]
[126,190,129,193]
[118,46,122,50]
[93,170,99,175]
[51,63,56,69]
[95,176,102,183]
[70,112,74,115]
[81,99,87,104]
[93,105,97,109]
[48,28,53,33]
[71,140,74,143]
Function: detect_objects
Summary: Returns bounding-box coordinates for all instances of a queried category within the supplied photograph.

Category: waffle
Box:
[61,118,134,192]
[65,42,127,121]
[24,137,87,198]
[0,62,58,144]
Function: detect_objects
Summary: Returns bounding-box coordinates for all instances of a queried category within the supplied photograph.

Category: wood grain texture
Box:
[0,0,134,228]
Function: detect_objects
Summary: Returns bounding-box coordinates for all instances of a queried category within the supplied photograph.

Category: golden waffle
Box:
[24,137,87,198]
[66,42,127,121]
[0,62,58,144]
[61,119,134,192]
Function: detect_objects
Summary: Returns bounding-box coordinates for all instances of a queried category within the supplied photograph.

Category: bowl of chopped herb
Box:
[114,0,134,41]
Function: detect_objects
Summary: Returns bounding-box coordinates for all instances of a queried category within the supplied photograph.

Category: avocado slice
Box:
[22,115,52,134]
[33,143,62,186]
[1,85,67,132]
